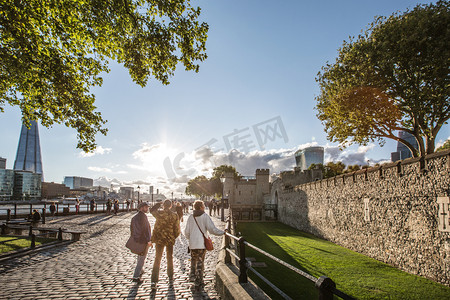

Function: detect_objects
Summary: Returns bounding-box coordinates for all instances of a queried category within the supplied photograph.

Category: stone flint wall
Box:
[273,149,450,286]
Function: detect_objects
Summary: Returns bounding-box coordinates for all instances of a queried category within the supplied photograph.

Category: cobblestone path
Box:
[0,210,225,299]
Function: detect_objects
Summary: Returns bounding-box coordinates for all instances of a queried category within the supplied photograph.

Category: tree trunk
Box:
[426,135,435,154]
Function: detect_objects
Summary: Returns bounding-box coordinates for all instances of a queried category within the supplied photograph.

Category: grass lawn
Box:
[0,235,54,254]
[236,222,450,300]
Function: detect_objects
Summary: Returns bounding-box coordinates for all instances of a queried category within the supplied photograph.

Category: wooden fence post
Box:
[238,237,248,283]
[58,228,63,241]
[315,276,336,300]
[31,234,36,248]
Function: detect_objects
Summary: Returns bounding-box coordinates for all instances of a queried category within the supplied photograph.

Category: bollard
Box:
[42,208,46,225]
[238,237,248,283]
[31,234,36,248]
[30,203,33,216]
[14,203,17,218]
[315,276,336,300]
[56,203,59,216]
[7,209,11,221]
[29,225,33,236]
[58,228,63,241]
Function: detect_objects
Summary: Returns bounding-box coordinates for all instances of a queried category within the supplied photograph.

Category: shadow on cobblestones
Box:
[79,214,113,225]
[0,243,72,274]
[0,212,224,299]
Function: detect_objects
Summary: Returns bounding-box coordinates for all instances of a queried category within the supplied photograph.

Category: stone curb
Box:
[214,237,270,300]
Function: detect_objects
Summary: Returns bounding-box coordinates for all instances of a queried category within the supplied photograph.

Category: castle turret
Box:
[222,172,235,205]
[255,169,270,205]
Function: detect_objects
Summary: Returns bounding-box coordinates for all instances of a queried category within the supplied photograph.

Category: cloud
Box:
[88,166,112,173]
[323,143,388,166]
[125,141,397,197]
[80,146,112,158]
[88,166,128,175]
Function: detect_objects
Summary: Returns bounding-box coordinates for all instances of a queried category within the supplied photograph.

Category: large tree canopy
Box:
[0,0,208,151]
[315,1,449,157]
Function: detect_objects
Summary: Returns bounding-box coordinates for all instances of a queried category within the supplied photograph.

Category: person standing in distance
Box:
[131,202,152,283]
[184,200,225,291]
[150,200,181,289]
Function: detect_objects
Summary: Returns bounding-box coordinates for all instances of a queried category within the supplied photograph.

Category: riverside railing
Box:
[0,201,134,220]
[223,218,356,300]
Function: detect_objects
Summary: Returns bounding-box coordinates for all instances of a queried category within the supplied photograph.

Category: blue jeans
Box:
[133,245,149,279]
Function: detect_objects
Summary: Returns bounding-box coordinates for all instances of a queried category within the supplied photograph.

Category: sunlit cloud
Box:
[88,166,128,174]
[80,146,112,158]
[115,141,396,198]
[88,166,112,173]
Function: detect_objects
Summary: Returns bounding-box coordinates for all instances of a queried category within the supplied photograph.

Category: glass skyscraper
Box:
[391,131,419,161]
[0,169,15,201]
[13,171,42,200]
[13,120,44,180]
[295,146,324,171]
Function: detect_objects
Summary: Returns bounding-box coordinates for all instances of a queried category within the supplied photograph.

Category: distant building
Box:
[294,146,324,171]
[64,176,94,189]
[14,121,44,180]
[0,157,6,169]
[13,170,41,200]
[120,187,134,200]
[41,182,71,199]
[391,131,419,161]
[0,169,15,201]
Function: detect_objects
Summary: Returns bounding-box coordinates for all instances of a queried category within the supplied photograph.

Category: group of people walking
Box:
[129,199,225,292]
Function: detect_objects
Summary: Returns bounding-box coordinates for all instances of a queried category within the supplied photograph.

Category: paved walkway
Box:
[0,210,226,299]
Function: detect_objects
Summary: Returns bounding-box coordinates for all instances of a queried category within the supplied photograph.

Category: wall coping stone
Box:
[295,149,450,189]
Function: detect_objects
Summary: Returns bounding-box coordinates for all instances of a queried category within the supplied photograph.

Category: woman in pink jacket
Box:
[184,200,224,291]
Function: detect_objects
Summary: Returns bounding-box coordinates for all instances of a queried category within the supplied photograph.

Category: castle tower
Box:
[14,121,44,180]
[255,169,270,205]
[222,172,235,205]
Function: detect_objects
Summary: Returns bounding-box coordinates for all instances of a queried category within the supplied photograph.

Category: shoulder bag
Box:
[194,216,214,251]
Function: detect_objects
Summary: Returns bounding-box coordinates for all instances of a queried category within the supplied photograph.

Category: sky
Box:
[0,0,448,196]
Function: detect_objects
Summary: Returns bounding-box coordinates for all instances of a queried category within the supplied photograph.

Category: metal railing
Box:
[0,201,135,220]
[223,217,356,300]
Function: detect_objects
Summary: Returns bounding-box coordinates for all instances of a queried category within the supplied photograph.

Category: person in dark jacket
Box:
[149,200,180,289]
[175,202,183,222]
[130,202,152,283]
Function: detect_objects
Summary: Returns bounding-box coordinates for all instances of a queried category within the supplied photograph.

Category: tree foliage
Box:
[315,1,449,157]
[0,0,208,151]
[436,139,450,151]
[185,165,239,198]
[308,162,346,178]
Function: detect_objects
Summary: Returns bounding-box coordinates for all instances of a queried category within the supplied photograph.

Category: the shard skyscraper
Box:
[13,120,44,180]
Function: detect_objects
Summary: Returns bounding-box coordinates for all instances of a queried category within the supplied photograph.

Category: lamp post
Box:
[137,185,140,204]
[220,175,226,222]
